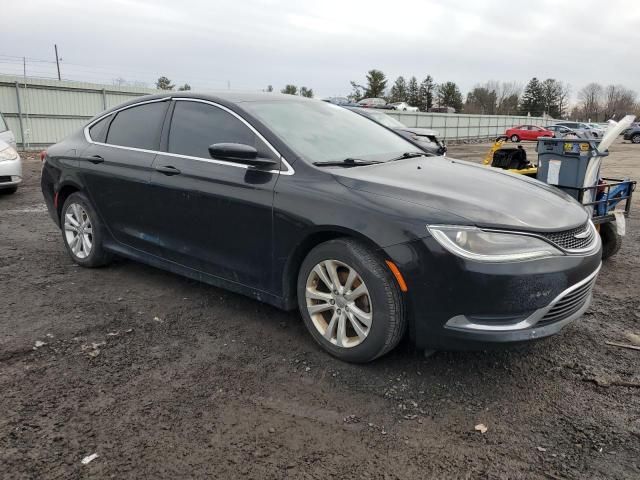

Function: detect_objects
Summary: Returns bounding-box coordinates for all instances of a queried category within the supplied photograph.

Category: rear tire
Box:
[600,222,622,260]
[631,133,640,144]
[510,134,520,142]
[297,238,406,363]
[61,192,113,267]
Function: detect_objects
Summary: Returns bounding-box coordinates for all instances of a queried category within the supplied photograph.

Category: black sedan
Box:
[345,106,447,155]
[623,125,640,143]
[41,93,602,362]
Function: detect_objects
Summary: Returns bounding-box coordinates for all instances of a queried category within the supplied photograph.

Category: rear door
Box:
[80,99,169,252]
[148,99,282,291]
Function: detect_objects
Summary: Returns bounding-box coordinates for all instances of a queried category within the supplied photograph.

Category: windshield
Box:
[364,111,406,129]
[242,100,417,163]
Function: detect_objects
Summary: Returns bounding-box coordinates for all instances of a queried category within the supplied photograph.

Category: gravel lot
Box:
[1,140,639,479]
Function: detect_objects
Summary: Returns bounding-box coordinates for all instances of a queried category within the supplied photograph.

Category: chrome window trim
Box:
[83,97,294,176]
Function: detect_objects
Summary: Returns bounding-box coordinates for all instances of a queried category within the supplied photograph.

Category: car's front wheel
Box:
[61,192,112,267]
[631,133,640,144]
[297,238,406,362]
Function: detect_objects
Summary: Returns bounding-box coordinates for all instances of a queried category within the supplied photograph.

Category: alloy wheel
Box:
[305,260,373,348]
[632,134,640,144]
[64,203,93,259]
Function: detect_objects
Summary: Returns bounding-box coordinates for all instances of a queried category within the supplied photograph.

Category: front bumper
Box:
[0,156,23,189]
[383,236,602,350]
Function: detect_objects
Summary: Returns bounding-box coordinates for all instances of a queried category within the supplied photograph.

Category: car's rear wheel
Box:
[297,238,406,363]
[631,133,640,144]
[61,192,112,267]
[510,134,520,142]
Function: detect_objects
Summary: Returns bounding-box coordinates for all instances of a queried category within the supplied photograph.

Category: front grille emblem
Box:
[574,229,590,239]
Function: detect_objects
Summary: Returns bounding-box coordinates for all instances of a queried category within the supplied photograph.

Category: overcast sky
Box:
[5,0,640,100]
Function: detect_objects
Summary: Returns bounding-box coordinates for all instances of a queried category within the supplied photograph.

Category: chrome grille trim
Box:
[539,222,597,252]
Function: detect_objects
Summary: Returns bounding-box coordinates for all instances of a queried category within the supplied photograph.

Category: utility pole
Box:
[54,44,61,80]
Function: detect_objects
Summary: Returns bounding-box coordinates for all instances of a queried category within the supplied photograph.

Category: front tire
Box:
[297,238,406,363]
[600,222,622,260]
[0,186,18,195]
[631,133,640,144]
[510,134,520,142]
[61,192,112,267]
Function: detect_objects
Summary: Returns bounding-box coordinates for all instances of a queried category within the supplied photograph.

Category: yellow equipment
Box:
[483,136,538,176]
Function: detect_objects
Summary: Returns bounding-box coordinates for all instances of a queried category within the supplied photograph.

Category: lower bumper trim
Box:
[445,263,601,333]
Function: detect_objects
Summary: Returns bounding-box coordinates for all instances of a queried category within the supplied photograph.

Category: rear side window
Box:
[167,100,273,160]
[106,101,168,150]
[88,115,112,143]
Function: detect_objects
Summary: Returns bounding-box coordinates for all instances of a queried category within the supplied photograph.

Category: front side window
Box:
[0,113,7,132]
[241,100,419,164]
[167,100,273,160]
[106,101,168,150]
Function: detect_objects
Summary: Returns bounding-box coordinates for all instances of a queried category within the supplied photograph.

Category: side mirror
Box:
[208,143,278,168]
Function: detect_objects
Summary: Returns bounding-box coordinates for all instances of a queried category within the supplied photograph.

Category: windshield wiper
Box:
[388,152,429,162]
[313,158,384,167]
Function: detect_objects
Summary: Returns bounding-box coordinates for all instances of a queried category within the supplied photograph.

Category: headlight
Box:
[0,144,19,162]
[427,225,562,262]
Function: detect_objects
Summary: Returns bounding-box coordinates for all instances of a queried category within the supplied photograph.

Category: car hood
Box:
[332,156,589,232]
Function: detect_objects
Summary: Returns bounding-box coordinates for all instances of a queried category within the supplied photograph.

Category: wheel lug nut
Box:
[336,309,341,314]
[330,299,335,305]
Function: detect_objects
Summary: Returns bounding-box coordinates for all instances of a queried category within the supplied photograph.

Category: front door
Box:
[148,99,281,292]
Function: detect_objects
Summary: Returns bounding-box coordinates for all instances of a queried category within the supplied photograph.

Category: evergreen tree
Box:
[388,76,408,103]
[347,81,365,102]
[299,86,314,98]
[407,76,420,107]
[519,77,545,116]
[177,83,191,91]
[155,76,174,90]
[418,75,435,111]
[281,85,298,95]
[364,69,387,98]
[436,81,463,112]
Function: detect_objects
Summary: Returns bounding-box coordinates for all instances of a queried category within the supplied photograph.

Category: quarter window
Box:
[88,115,112,143]
[106,101,168,150]
[167,100,273,160]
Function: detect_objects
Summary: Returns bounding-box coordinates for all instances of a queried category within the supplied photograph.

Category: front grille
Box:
[0,175,11,183]
[540,223,595,251]
[537,274,597,326]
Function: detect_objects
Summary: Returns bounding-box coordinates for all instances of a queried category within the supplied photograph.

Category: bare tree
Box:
[557,82,572,119]
[577,83,603,121]
[495,81,522,115]
[602,84,636,120]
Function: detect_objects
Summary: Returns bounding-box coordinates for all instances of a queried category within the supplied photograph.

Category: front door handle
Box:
[155,165,181,176]
[88,155,104,164]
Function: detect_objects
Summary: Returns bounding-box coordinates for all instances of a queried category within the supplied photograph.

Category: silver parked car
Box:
[0,138,22,194]
[0,112,17,150]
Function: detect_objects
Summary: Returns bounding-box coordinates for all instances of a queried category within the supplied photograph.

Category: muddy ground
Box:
[1,139,639,479]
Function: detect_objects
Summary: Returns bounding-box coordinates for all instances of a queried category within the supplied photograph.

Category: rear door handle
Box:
[155,165,181,176]
[88,155,104,164]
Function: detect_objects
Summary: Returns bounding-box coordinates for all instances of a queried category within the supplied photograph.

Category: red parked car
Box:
[505,125,554,142]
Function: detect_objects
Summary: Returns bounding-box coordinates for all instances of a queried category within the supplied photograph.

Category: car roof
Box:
[89,91,319,122]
